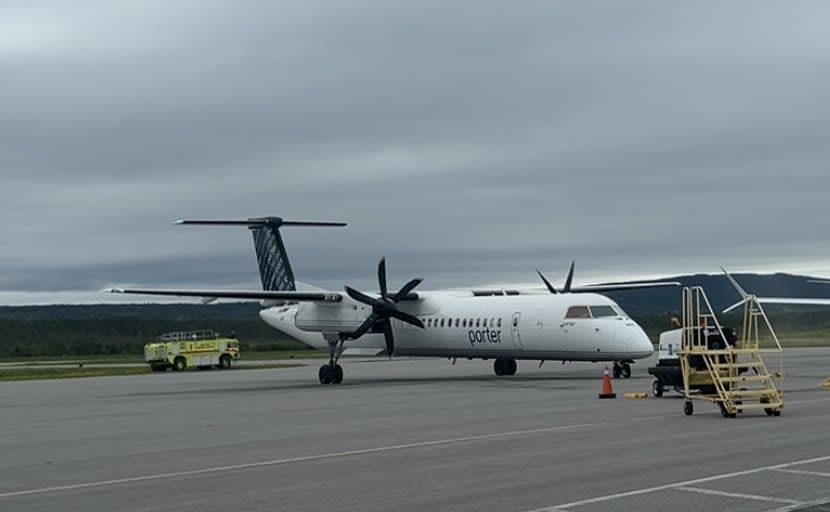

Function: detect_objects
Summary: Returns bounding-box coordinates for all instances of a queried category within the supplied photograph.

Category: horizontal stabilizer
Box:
[173,218,346,228]
[106,288,342,302]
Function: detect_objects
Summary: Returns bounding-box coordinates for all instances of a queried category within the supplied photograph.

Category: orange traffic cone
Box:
[599,366,616,399]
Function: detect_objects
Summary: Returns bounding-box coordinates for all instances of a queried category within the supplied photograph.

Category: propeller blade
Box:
[349,313,379,339]
[536,269,558,294]
[563,261,575,293]
[344,285,381,307]
[388,308,425,328]
[377,257,388,299]
[723,299,748,314]
[392,277,423,301]
[381,319,394,356]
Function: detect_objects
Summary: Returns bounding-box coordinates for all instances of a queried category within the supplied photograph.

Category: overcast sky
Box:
[2,1,829,305]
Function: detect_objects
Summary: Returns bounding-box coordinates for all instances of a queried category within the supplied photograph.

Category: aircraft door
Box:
[510,312,523,349]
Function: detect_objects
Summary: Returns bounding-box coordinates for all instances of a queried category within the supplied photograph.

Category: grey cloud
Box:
[2,1,830,303]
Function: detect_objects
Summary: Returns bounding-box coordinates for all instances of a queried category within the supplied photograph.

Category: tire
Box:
[494,359,505,376]
[761,397,774,416]
[318,364,332,384]
[506,359,517,376]
[621,364,632,379]
[683,400,694,416]
[333,364,343,384]
[612,364,622,379]
[652,380,664,398]
[719,402,730,418]
[219,354,232,370]
[173,357,186,372]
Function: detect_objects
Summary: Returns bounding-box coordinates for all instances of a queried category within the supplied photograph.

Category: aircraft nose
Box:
[630,326,655,357]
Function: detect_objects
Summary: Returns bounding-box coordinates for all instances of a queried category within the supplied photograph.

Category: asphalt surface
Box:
[2,349,830,512]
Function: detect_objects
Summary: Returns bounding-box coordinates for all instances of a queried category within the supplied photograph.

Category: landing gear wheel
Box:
[683,400,694,416]
[333,364,343,384]
[621,363,632,379]
[318,364,333,384]
[494,359,505,376]
[612,364,622,379]
[652,380,664,397]
[172,357,186,372]
[506,359,517,376]
[772,410,781,417]
[219,354,232,369]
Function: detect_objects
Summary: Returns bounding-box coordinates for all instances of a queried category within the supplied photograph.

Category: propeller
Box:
[344,257,424,355]
[537,260,576,294]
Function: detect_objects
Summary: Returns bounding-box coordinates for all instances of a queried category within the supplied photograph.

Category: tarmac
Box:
[2,348,830,512]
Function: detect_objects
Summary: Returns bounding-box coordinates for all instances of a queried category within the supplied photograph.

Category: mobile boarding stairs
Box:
[679,286,784,418]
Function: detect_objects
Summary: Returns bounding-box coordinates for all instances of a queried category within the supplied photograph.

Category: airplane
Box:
[107,217,680,385]
[721,268,830,312]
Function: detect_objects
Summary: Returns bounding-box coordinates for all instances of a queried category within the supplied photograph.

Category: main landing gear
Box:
[494,358,517,376]
[319,334,345,385]
[613,362,632,379]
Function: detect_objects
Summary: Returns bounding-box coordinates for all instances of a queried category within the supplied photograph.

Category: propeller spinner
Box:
[344,257,424,355]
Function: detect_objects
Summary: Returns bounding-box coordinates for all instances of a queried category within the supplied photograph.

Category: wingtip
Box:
[172,219,185,225]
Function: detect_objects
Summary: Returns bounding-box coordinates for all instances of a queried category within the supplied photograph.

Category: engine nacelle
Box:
[294,302,369,333]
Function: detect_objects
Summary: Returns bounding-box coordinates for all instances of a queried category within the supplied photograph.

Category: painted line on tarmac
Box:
[0,422,592,499]
[774,468,830,478]
[675,486,799,504]
[768,496,830,512]
[525,454,830,511]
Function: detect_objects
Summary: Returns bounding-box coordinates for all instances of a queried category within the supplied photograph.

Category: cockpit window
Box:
[565,306,590,319]
[589,306,618,318]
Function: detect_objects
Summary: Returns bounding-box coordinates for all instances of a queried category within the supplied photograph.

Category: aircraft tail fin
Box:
[174,217,346,291]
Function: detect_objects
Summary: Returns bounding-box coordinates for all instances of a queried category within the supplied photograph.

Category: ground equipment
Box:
[144,330,240,372]
[677,286,783,418]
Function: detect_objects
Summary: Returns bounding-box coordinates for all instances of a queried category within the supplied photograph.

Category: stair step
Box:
[728,402,783,411]
[717,375,771,383]
[724,389,779,398]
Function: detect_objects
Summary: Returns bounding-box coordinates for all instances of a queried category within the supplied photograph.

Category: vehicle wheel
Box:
[506,359,517,376]
[173,357,186,372]
[621,363,632,379]
[761,397,773,416]
[333,364,343,384]
[612,364,622,379]
[219,354,232,370]
[652,380,664,398]
[318,364,332,384]
[719,402,730,418]
[683,400,694,416]
[494,359,505,376]
[772,410,781,417]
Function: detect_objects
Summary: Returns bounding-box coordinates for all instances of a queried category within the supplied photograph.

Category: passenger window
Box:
[462,319,467,328]
[589,306,618,318]
[475,319,480,328]
[497,318,502,328]
[565,306,591,319]
[440,318,445,327]
[455,319,459,327]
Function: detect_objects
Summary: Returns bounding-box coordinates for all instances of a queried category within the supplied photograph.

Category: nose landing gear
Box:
[319,333,346,385]
[613,362,632,379]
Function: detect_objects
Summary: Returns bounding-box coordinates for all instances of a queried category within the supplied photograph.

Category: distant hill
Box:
[2,273,830,358]
[605,273,830,314]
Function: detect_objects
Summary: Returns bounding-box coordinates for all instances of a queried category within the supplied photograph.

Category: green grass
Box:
[0,350,327,365]
[0,363,306,381]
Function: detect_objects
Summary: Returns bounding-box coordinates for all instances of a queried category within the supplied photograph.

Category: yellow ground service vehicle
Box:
[144,330,240,372]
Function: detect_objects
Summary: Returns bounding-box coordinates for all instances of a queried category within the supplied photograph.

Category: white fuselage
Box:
[259,291,654,362]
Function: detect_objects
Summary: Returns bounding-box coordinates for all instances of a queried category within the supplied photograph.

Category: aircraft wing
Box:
[570,281,681,293]
[106,288,343,302]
